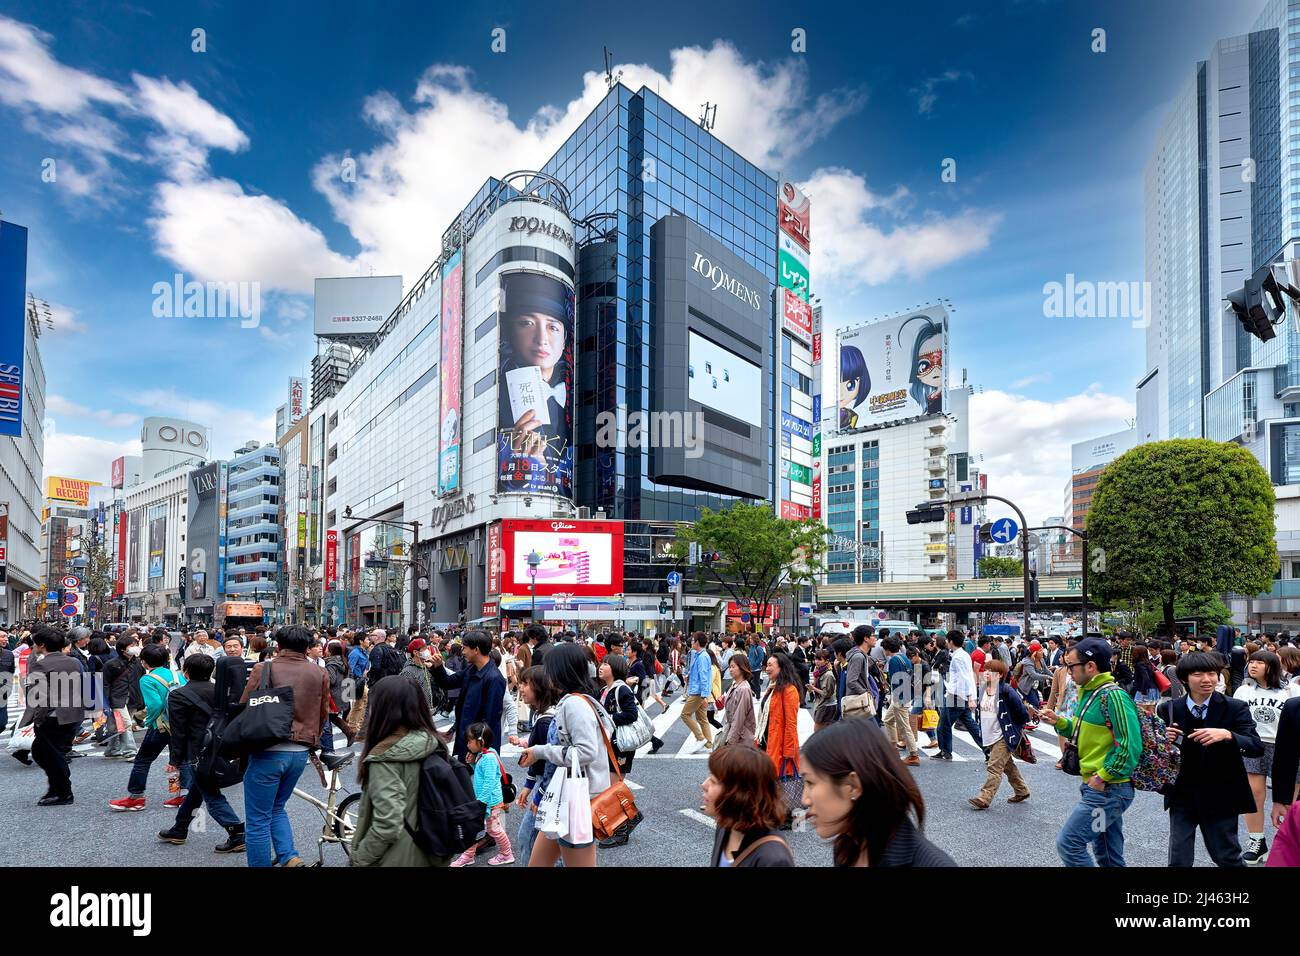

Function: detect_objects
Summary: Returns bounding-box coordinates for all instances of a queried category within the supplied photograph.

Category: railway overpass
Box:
[816,574,1085,614]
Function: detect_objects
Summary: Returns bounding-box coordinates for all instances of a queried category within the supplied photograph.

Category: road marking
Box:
[638,698,685,753]
[678,808,714,828]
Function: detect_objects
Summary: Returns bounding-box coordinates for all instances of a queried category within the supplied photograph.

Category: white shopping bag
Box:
[564,748,593,845]
[6,722,35,753]
[536,758,569,838]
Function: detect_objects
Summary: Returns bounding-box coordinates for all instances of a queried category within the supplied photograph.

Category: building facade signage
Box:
[509,216,574,248]
[691,252,763,311]
[430,493,476,532]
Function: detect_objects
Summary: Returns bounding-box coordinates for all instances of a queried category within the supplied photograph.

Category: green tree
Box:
[978,556,1023,579]
[673,501,827,631]
[1134,595,1231,639]
[1089,439,1276,638]
[82,539,114,624]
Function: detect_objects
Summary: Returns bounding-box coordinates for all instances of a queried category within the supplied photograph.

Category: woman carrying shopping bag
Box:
[519,643,616,867]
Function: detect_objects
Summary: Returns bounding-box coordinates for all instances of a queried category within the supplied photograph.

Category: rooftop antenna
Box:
[604,47,622,92]
[698,102,717,131]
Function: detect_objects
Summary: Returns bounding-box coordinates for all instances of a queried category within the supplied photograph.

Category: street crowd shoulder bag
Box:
[578,695,639,841]
[487,749,516,804]
[731,833,794,867]
[218,662,296,757]
[1059,684,1112,777]
[776,756,804,813]
[1013,733,1037,764]
[1100,688,1179,793]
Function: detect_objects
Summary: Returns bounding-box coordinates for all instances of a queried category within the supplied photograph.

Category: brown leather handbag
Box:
[579,696,639,840]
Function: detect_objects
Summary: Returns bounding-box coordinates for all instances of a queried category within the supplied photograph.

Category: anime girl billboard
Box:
[836,306,947,429]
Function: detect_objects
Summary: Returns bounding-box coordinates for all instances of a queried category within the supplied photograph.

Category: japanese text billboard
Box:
[838,306,948,430]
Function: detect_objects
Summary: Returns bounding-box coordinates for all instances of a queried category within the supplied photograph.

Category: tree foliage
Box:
[1088,439,1276,637]
[673,501,827,630]
[978,556,1023,579]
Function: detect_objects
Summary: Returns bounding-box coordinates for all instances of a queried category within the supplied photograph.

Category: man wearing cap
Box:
[1039,637,1143,866]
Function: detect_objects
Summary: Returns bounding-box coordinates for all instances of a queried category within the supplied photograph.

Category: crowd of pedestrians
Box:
[4,617,1300,869]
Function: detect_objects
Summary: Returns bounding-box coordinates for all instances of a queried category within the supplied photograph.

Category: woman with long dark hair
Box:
[801,722,954,866]
[350,677,451,867]
[519,642,614,868]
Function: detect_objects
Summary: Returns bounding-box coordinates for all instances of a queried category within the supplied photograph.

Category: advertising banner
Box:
[496,270,575,498]
[297,513,307,549]
[0,501,6,569]
[438,251,463,496]
[288,377,305,424]
[778,178,810,251]
[782,460,812,485]
[46,476,100,507]
[217,460,228,597]
[500,519,623,596]
[811,305,822,522]
[781,288,812,347]
[111,457,125,489]
[487,522,502,597]
[148,516,166,579]
[779,231,810,271]
[781,411,812,442]
[114,507,126,597]
[186,463,220,606]
[128,510,141,589]
[838,306,948,430]
[811,459,822,519]
[324,529,338,591]
[313,275,401,337]
[778,247,810,302]
[688,330,761,423]
[780,501,810,520]
[0,221,27,439]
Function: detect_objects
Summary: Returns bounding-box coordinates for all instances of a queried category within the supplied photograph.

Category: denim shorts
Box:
[1243,741,1274,776]
[543,831,594,850]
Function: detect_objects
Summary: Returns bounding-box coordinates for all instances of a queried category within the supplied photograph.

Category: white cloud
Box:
[126,388,276,458]
[911,70,970,115]
[0,16,129,115]
[970,385,1135,526]
[43,433,141,485]
[46,394,138,428]
[805,167,1000,286]
[45,302,87,333]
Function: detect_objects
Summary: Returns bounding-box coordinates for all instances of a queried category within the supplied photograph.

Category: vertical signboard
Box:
[217,460,229,597]
[0,221,27,438]
[324,529,338,591]
[128,509,141,589]
[111,456,125,489]
[486,521,502,597]
[778,178,810,251]
[114,506,126,597]
[186,463,220,606]
[148,515,166,580]
[811,306,823,522]
[288,377,305,424]
[496,271,575,498]
[0,501,8,576]
[438,249,464,496]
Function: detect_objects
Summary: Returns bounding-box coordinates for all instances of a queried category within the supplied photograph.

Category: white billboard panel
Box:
[313,275,402,337]
[688,330,762,423]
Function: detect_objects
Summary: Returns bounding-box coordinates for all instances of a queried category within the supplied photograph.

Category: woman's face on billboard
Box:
[509,310,566,379]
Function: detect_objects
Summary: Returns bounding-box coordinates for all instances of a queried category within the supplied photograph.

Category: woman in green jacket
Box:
[350,677,451,867]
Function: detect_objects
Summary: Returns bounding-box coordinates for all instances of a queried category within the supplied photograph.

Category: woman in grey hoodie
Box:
[519,643,615,868]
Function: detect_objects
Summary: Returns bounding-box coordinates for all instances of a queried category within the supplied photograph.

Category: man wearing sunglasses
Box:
[1039,637,1142,866]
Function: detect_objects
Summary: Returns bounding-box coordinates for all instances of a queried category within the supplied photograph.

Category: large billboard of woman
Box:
[496,271,575,498]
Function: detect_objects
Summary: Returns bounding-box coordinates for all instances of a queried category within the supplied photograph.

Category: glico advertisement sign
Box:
[499,519,623,597]
[496,271,574,498]
[838,305,948,430]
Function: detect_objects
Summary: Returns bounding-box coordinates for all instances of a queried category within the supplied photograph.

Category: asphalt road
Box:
[0,692,1277,867]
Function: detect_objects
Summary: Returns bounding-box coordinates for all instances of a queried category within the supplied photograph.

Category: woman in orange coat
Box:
[758,652,803,827]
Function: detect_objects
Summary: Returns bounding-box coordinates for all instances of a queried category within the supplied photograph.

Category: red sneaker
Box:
[108,796,146,812]
[163,795,186,808]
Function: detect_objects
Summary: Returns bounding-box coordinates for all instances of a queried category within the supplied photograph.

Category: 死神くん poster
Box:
[496,271,575,498]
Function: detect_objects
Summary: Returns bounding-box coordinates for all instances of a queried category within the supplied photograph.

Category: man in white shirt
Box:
[931,629,983,761]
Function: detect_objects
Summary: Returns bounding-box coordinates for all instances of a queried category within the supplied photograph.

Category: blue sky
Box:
[0,0,1265,521]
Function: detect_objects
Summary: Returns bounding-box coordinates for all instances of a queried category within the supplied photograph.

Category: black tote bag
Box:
[218,661,296,757]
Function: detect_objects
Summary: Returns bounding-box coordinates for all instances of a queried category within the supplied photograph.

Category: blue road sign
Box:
[60,605,77,617]
[990,517,1019,544]
[666,571,681,588]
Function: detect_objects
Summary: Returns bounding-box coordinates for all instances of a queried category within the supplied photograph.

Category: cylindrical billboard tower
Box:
[140,416,210,480]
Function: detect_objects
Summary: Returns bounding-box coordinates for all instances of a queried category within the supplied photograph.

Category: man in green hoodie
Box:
[1039,637,1142,867]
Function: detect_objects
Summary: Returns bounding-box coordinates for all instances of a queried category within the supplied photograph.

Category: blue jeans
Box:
[936,699,982,755]
[1056,781,1135,867]
[126,728,170,796]
[515,804,537,867]
[175,761,242,829]
[244,749,309,867]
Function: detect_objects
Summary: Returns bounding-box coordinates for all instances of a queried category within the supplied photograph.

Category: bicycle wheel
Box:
[334,792,363,857]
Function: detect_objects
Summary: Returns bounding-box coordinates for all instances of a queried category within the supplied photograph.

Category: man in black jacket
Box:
[0,629,14,734]
[24,627,86,806]
[1158,652,1263,867]
[157,654,245,850]
[1270,695,1300,833]
[101,635,144,758]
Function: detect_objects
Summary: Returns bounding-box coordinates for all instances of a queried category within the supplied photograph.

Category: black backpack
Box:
[403,746,487,858]
[368,644,404,689]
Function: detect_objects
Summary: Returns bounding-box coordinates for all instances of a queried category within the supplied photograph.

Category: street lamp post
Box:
[527,550,542,623]
[1027,524,1089,635]
[945,491,1032,638]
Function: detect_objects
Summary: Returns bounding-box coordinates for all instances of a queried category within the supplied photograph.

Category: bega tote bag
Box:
[218,661,296,757]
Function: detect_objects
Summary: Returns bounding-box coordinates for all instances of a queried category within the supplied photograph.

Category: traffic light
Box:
[1227,261,1300,342]
[1028,569,1039,605]
[906,502,946,525]
[658,599,669,615]
[699,550,721,565]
